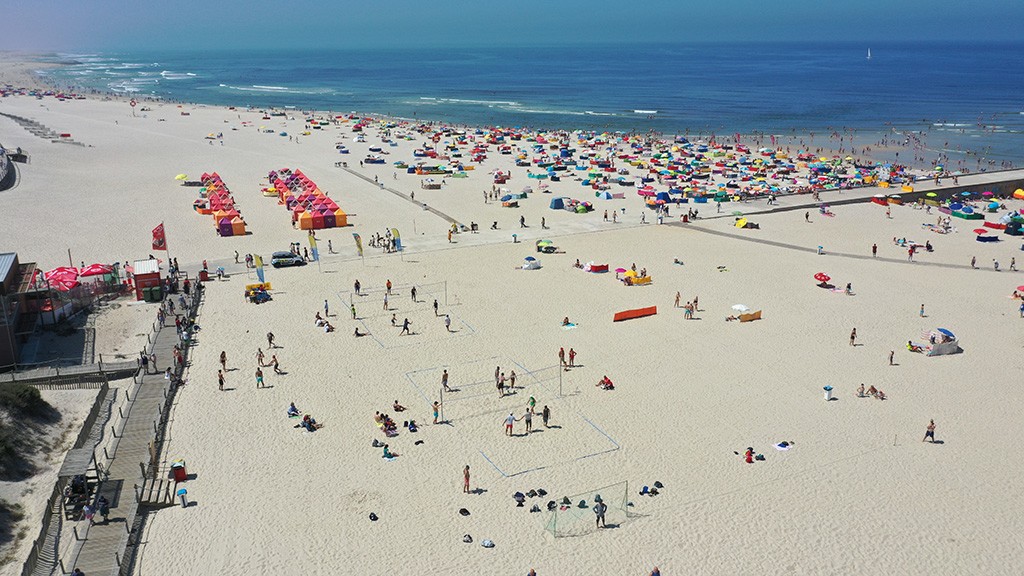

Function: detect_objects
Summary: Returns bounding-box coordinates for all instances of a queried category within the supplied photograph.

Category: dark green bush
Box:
[0,383,50,418]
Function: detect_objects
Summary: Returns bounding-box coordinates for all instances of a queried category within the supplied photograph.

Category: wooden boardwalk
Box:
[64,288,202,576]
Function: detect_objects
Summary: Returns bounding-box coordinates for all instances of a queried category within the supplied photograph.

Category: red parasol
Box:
[973,228,989,235]
[44,267,79,283]
[79,263,113,277]
[813,272,831,283]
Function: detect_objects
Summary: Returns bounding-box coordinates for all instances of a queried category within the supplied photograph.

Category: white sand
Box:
[2,88,1024,575]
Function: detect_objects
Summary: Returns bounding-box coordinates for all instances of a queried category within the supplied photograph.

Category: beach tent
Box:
[522,256,541,270]
[218,217,234,237]
[925,328,960,356]
[231,217,246,236]
[549,197,566,210]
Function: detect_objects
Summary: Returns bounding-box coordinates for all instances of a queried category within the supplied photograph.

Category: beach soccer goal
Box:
[544,481,630,538]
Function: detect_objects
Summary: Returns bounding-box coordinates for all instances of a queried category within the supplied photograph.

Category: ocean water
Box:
[36,43,1024,166]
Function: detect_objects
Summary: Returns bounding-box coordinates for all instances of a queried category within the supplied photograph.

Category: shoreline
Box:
[3,50,994,173]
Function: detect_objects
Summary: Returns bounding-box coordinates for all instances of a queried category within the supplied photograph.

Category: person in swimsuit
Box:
[463,465,470,494]
[923,419,936,443]
[433,401,442,424]
[255,367,264,388]
[504,413,516,436]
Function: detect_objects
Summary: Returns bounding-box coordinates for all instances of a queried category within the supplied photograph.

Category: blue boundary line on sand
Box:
[479,450,508,478]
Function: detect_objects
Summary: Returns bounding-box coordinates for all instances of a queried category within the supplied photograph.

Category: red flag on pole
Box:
[152,223,168,250]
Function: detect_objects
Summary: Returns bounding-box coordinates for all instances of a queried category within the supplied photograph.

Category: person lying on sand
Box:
[726,315,739,321]
[393,400,406,412]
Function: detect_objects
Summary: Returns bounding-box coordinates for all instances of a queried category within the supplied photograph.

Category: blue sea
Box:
[35,42,1024,167]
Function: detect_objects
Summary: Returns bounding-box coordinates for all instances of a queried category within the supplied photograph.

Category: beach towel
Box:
[561,323,577,330]
[775,442,792,451]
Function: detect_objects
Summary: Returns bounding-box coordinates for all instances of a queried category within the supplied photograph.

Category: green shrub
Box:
[0,383,50,418]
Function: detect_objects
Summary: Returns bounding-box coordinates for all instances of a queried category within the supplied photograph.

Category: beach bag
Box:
[481,539,495,548]
[463,534,473,543]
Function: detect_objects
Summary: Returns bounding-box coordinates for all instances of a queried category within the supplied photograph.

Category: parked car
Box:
[271,251,305,268]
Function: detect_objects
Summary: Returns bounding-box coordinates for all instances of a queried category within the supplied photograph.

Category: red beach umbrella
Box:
[973,228,989,235]
[813,272,831,283]
[79,263,113,277]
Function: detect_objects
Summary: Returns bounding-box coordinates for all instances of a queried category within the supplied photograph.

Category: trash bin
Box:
[823,385,833,401]
[682,214,689,223]
[171,460,187,482]
[199,270,209,282]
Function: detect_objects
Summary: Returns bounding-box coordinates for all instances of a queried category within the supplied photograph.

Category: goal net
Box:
[544,481,629,538]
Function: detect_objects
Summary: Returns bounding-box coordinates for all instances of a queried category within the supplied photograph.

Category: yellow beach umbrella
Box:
[175,174,187,181]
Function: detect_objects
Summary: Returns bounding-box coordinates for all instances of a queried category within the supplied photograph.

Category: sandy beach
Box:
[3,64,1024,576]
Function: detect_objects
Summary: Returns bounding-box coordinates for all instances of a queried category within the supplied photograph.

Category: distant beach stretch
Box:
[1,47,1023,576]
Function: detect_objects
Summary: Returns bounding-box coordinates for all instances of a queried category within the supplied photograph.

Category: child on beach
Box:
[433,401,442,424]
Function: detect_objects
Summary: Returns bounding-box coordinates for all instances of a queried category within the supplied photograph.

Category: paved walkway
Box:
[65,290,201,575]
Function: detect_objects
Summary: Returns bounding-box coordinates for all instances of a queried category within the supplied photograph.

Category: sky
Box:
[1,0,1020,51]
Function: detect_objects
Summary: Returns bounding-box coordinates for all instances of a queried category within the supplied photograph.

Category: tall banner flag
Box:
[152,223,168,250]
[307,232,319,262]
[254,254,265,283]
[390,228,402,251]
[352,233,363,257]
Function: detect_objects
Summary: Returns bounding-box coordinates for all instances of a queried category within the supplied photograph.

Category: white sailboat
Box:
[866,48,872,60]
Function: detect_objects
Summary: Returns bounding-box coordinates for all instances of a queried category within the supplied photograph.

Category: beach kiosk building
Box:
[133,258,162,302]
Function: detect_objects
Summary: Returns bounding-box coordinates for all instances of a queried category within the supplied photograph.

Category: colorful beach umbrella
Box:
[175,174,187,181]
[973,228,989,234]
[813,272,831,283]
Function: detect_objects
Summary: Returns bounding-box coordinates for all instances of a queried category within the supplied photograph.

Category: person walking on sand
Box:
[350,303,357,320]
[383,293,389,310]
[220,351,227,372]
[805,211,810,223]
[324,299,329,316]
[674,292,680,308]
[401,318,411,335]
[693,295,699,310]
[850,328,857,346]
[433,299,439,316]
[442,369,451,392]
[272,355,282,374]
[411,286,417,301]
[993,259,1000,271]
[498,372,506,396]
[504,412,516,436]
[218,369,224,391]
[558,347,566,369]
[495,365,500,386]
[386,279,392,295]
[509,370,516,389]
[872,243,877,257]
[568,348,576,368]
[920,304,925,317]
[1011,257,1017,272]
[267,332,275,348]
[463,465,470,493]
[542,405,550,427]
[444,314,451,332]
[256,348,265,367]
[433,400,442,424]
[971,256,977,269]
[354,279,361,295]
[255,367,264,389]
[923,419,936,443]
[889,350,895,366]
[522,408,533,433]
